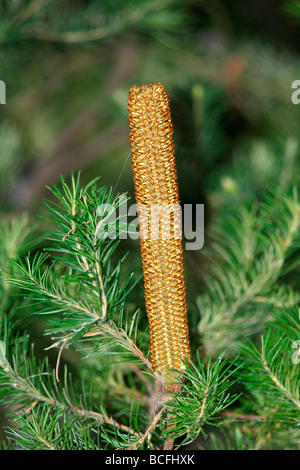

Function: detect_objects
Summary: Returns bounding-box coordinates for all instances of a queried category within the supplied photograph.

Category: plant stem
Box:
[129,406,167,450]
[163,411,176,450]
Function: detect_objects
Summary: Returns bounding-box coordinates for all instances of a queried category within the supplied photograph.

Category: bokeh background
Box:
[1,0,300,320]
[1,0,300,444]
[1,0,300,301]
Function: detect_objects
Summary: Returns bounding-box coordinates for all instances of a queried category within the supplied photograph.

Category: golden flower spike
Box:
[128,82,191,393]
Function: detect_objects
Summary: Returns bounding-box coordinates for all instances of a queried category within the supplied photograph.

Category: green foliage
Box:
[164,352,240,447]
[0,175,240,450]
[285,0,300,21]
[6,404,101,450]
[1,170,299,450]
[0,0,190,45]
[1,0,300,452]
[8,174,137,337]
[239,311,300,423]
[197,186,300,354]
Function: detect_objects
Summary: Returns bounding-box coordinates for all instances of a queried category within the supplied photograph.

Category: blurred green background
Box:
[1,0,300,300]
[1,0,300,304]
[1,0,300,448]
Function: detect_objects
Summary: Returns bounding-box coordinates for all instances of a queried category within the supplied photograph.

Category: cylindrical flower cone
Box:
[128,83,191,393]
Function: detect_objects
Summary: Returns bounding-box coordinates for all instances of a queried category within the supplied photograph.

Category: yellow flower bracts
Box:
[128,83,191,392]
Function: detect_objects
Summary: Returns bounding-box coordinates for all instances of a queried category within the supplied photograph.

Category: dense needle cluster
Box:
[128,83,191,391]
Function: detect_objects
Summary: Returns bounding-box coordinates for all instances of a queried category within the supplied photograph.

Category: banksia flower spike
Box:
[128,83,191,393]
